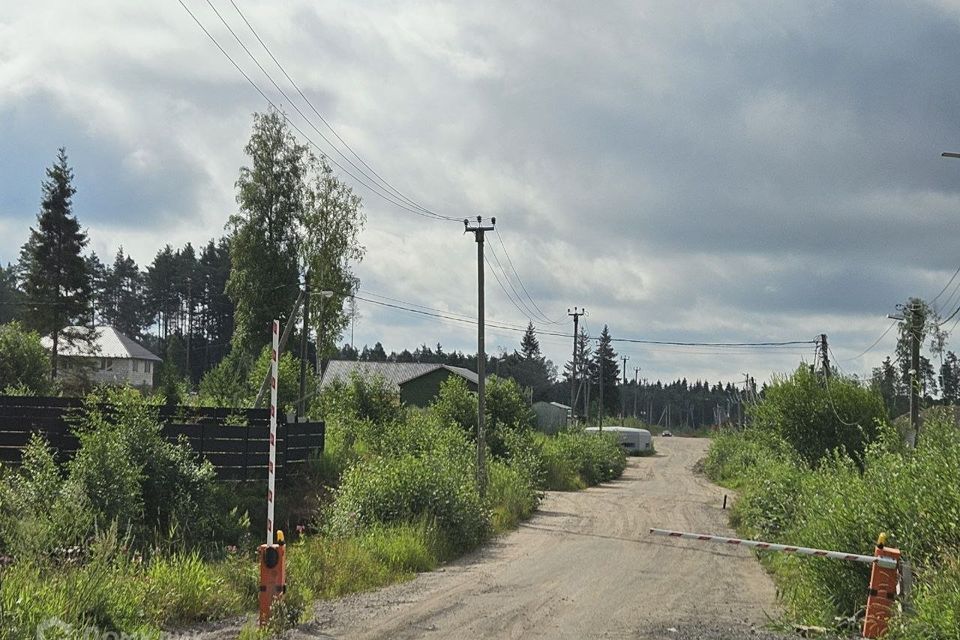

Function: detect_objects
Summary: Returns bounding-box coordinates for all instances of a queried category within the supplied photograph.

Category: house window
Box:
[101,358,113,371]
[144,361,152,374]
[133,360,140,372]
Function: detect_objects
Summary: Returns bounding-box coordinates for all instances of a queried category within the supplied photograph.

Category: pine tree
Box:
[101,247,149,337]
[147,245,178,340]
[17,148,92,378]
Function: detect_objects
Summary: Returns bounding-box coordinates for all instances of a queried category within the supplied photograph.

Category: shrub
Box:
[0,434,94,559]
[488,460,540,532]
[430,376,477,435]
[327,454,489,552]
[750,366,887,466]
[540,429,626,488]
[198,350,249,407]
[0,321,54,395]
[484,375,535,456]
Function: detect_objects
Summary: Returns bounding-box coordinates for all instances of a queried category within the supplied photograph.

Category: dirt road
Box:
[293,437,781,639]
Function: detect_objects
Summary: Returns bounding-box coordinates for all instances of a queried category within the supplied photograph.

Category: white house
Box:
[42,326,162,390]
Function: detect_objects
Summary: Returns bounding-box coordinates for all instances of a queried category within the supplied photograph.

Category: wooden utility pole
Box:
[568,307,585,417]
[910,304,922,443]
[620,355,629,420]
[633,367,640,418]
[820,334,830,378]
[465,216,495,493]
[598,339,604,430]
[297,271,311,420]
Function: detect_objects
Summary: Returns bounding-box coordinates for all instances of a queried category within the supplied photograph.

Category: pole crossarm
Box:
[649,528,898,569]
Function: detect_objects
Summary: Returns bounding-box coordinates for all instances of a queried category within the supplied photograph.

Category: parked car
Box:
[661,430,673,437]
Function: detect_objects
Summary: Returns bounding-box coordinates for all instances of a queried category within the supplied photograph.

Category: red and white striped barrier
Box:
[266,319,279,546]
[649,528,898,569]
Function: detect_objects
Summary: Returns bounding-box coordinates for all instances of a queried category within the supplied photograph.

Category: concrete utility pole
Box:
[465,216,495,494]
[297,271,311,420]
[568,307,585,417]
[820,334,830,378]
[621,355,630,419]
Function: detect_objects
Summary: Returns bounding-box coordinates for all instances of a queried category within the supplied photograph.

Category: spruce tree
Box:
[520,321,542,360]
[18,148,91,378]
[592,325,620,417]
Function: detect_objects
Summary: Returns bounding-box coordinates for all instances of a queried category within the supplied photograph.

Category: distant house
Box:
[319,361,478,408]
[42,326,162,390]
[532,401,571,434]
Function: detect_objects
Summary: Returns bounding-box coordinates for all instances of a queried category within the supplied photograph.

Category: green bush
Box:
[539,429,626,488]
[0,321,54,395]
[750,366,888,466]
[709,403,960,632]
[327,453,489,552]
[488,460,540,532]
[430,375,477,435]
[484,375,535,456]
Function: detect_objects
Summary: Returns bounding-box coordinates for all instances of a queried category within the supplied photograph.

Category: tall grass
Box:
[706,408,960,635]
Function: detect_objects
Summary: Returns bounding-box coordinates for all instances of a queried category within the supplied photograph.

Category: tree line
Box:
[1,109,364,400]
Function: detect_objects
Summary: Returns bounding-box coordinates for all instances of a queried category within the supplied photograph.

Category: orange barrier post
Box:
[258,531,286,626]
[862,533,901,639]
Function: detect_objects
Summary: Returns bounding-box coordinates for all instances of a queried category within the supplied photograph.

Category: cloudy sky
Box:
[3,0,960,385]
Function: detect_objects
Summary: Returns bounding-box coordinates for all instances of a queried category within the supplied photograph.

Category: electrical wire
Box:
[841,320,899,362]
[226,0,453,221]
[200,0,457,222]
[493,229,563,325]
[930,264,960,311]
[177,0,459,222]
[485,243,546,323]
[482,253,539,321]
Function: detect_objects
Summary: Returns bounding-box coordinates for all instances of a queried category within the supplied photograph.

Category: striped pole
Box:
[267,319,279,546]
[649,528,898,569]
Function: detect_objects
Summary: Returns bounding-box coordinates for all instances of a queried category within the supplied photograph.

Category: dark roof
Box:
[41,326,162,361]
[319,361,479,390]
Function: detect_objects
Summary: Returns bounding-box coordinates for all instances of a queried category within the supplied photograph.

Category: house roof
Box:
[41,326,162,361]
[319,360,479,390]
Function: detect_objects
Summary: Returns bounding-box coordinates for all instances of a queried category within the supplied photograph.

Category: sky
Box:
[2,0,960,386]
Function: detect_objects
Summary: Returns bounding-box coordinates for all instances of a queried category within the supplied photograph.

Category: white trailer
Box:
[584,426,652,455]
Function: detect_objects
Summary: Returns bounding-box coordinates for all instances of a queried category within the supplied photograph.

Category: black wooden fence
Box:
[0,395,324,481]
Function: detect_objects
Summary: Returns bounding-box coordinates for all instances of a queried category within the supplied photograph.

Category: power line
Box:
[930,264,960,312]
[841,320,899,362]
[177,0,459,223]
[485,243,545,322]
[354,294,816,350]
[493,229,562,325]
[199,0,455,222]
[226,0,451,221]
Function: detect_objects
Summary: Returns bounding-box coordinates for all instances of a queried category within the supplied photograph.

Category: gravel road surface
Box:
[281,437,785,639]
